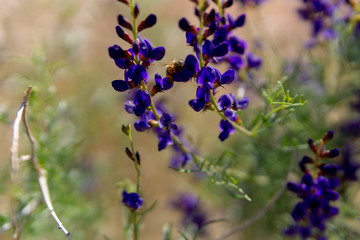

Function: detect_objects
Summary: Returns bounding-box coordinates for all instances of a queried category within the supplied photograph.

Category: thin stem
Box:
[129,0,140,64]
[213,151,298,240]
[141,80,160,119]
[133,211,138,240]
[209,91,254,137]
[198,0,205,68]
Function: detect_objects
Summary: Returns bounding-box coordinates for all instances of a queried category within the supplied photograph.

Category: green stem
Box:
[133,211,138,240]
[198,0,205,68]
[141,81,160,120]
[209,91,254,137]
[129,0,140,64]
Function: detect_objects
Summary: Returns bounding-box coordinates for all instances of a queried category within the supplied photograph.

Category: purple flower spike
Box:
[122,190,143,210]
[133,90,151,116]
[138,14,157,32]
[219,119,235,141]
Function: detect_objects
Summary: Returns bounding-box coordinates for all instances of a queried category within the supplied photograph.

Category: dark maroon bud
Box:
[320,148,340,158]
[135,151,141,165]
[134,4,140,19]
[322,130,334,144]
[194,7,201,18]
[190,0,199,4]
[138,14,157,32]
[222,0,233,8]
[308,138,317,154]
[179,18,198,35]
[116,26,134,45]
[118,15,133,30]
[203,0,210,10]
[204,9,216,26]
[299,156,314,173]
[118,0,129,5]
[125,147,134,161]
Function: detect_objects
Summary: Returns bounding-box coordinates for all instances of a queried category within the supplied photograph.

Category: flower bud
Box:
[138,14,157,32]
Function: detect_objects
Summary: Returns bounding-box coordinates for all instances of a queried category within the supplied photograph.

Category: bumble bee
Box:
[165,59,184,82]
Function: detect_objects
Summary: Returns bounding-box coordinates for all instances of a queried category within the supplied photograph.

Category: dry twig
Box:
[9,86,72,240]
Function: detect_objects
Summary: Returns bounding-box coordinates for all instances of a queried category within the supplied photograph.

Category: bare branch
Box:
[9,86,72,240]
[213,152,297,240]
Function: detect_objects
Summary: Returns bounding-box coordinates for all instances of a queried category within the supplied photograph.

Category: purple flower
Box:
[171,193,207,232]
[112,70,130,92]
[246,52,262,70]
[151,74,173,95]
[132,90,151,116]
[128,64,149,85]
[122,190,143,210]
[189,87,209,112]
[139,38,165,65]
[157,129,173,151]
[285,132,341,239]
[159,113,178,132]
[219,119,235,141]
[197,67,216,90]
[173,55,199,82]
[203,39,229,61]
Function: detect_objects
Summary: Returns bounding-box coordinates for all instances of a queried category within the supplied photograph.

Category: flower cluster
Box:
[178,0,255,141]
[296,0,356,47]
[109,1,186,151]
[284,131,341,239]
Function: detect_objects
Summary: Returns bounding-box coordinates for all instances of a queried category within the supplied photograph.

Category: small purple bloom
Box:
[128,64,149,85]
[157,129,173,151]
[158,113,178,132]
[139,38,165,62]
[122,190,143,210]
[246,52,262,70]
[173,55,199,82]
[218,94,232,111]
[189,87,208,112]
[219,119,235,141]
[112,70,130,92]
[133,90,151,116]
